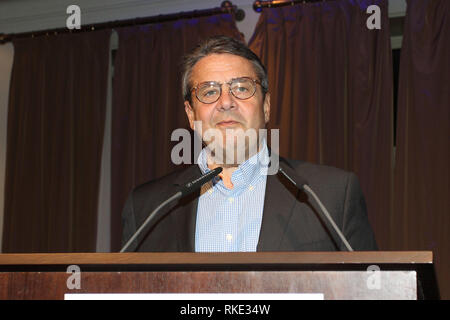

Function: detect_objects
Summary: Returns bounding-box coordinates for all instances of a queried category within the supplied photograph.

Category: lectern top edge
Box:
[0,251,433,266]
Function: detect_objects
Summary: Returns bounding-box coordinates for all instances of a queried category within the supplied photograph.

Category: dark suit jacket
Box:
[121,158,378,252]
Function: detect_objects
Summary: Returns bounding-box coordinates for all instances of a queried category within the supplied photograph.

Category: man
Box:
[121,36,377,252]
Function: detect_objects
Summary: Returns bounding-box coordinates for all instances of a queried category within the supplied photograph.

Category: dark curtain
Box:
[2,30,111,253]
[111,14,243,251]
[393,0,449,299]
[249,0,394,250]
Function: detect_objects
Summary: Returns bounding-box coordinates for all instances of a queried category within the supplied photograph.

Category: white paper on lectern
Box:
[64,293,324,300]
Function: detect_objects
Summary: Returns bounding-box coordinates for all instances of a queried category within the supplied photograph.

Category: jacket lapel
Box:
[256,160,299,251]
[170,156,299,252]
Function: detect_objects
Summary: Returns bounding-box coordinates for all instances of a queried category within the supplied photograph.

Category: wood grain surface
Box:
[0,251,433,266]
[0,270,417,300]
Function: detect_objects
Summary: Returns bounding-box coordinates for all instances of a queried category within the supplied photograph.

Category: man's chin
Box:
[204,145,252,166]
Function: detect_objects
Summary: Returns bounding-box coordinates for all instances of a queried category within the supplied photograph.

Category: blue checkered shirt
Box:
[195,142,269,252]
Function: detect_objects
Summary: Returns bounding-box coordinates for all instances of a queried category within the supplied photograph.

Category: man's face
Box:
[184,53,270,165]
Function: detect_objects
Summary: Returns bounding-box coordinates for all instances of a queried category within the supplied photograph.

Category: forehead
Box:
[191,53,257,83]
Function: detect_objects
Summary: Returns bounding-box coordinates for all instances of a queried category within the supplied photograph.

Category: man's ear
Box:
[263,93,270,124]
[184,100,195,130]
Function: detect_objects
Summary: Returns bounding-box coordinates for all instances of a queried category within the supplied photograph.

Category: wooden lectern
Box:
[0,251,439,300]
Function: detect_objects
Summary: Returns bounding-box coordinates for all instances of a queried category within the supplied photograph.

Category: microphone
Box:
[120,167,223,253]
[278,162,354,252]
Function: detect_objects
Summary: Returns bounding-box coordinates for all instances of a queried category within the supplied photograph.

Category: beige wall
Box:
[0,43,14,252]
[96,33,115,252]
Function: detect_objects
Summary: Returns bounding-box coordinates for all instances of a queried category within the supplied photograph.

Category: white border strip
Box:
[65,293,324,300]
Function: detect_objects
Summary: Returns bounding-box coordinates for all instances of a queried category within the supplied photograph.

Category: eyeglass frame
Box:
[190,76,262,104]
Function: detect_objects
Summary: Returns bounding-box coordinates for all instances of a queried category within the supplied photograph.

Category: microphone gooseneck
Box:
[278,162,354,252]
[120,167,223,253]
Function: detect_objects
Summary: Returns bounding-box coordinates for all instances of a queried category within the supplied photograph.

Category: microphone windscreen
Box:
[179,167,223,197]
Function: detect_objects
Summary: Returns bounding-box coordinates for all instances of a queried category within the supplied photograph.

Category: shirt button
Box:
[228,197,234,203]
[248,185,254,191]
[226,234,233,242]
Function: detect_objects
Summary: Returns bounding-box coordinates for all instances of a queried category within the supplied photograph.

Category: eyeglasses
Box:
[191,77,261,104]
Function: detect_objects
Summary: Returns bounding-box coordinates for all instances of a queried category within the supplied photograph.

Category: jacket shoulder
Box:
[281,158,354,187]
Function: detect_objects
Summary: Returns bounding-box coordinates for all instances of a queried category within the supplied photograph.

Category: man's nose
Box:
[216,87,236,111]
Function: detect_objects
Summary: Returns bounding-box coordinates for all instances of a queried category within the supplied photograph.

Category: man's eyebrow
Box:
[230,76,250,82]
[197,76,253,84]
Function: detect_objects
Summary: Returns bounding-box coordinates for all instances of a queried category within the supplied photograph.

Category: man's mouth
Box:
[216,120,240,127]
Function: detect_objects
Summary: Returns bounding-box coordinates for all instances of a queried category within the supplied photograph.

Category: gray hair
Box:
[181,35,269,104]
